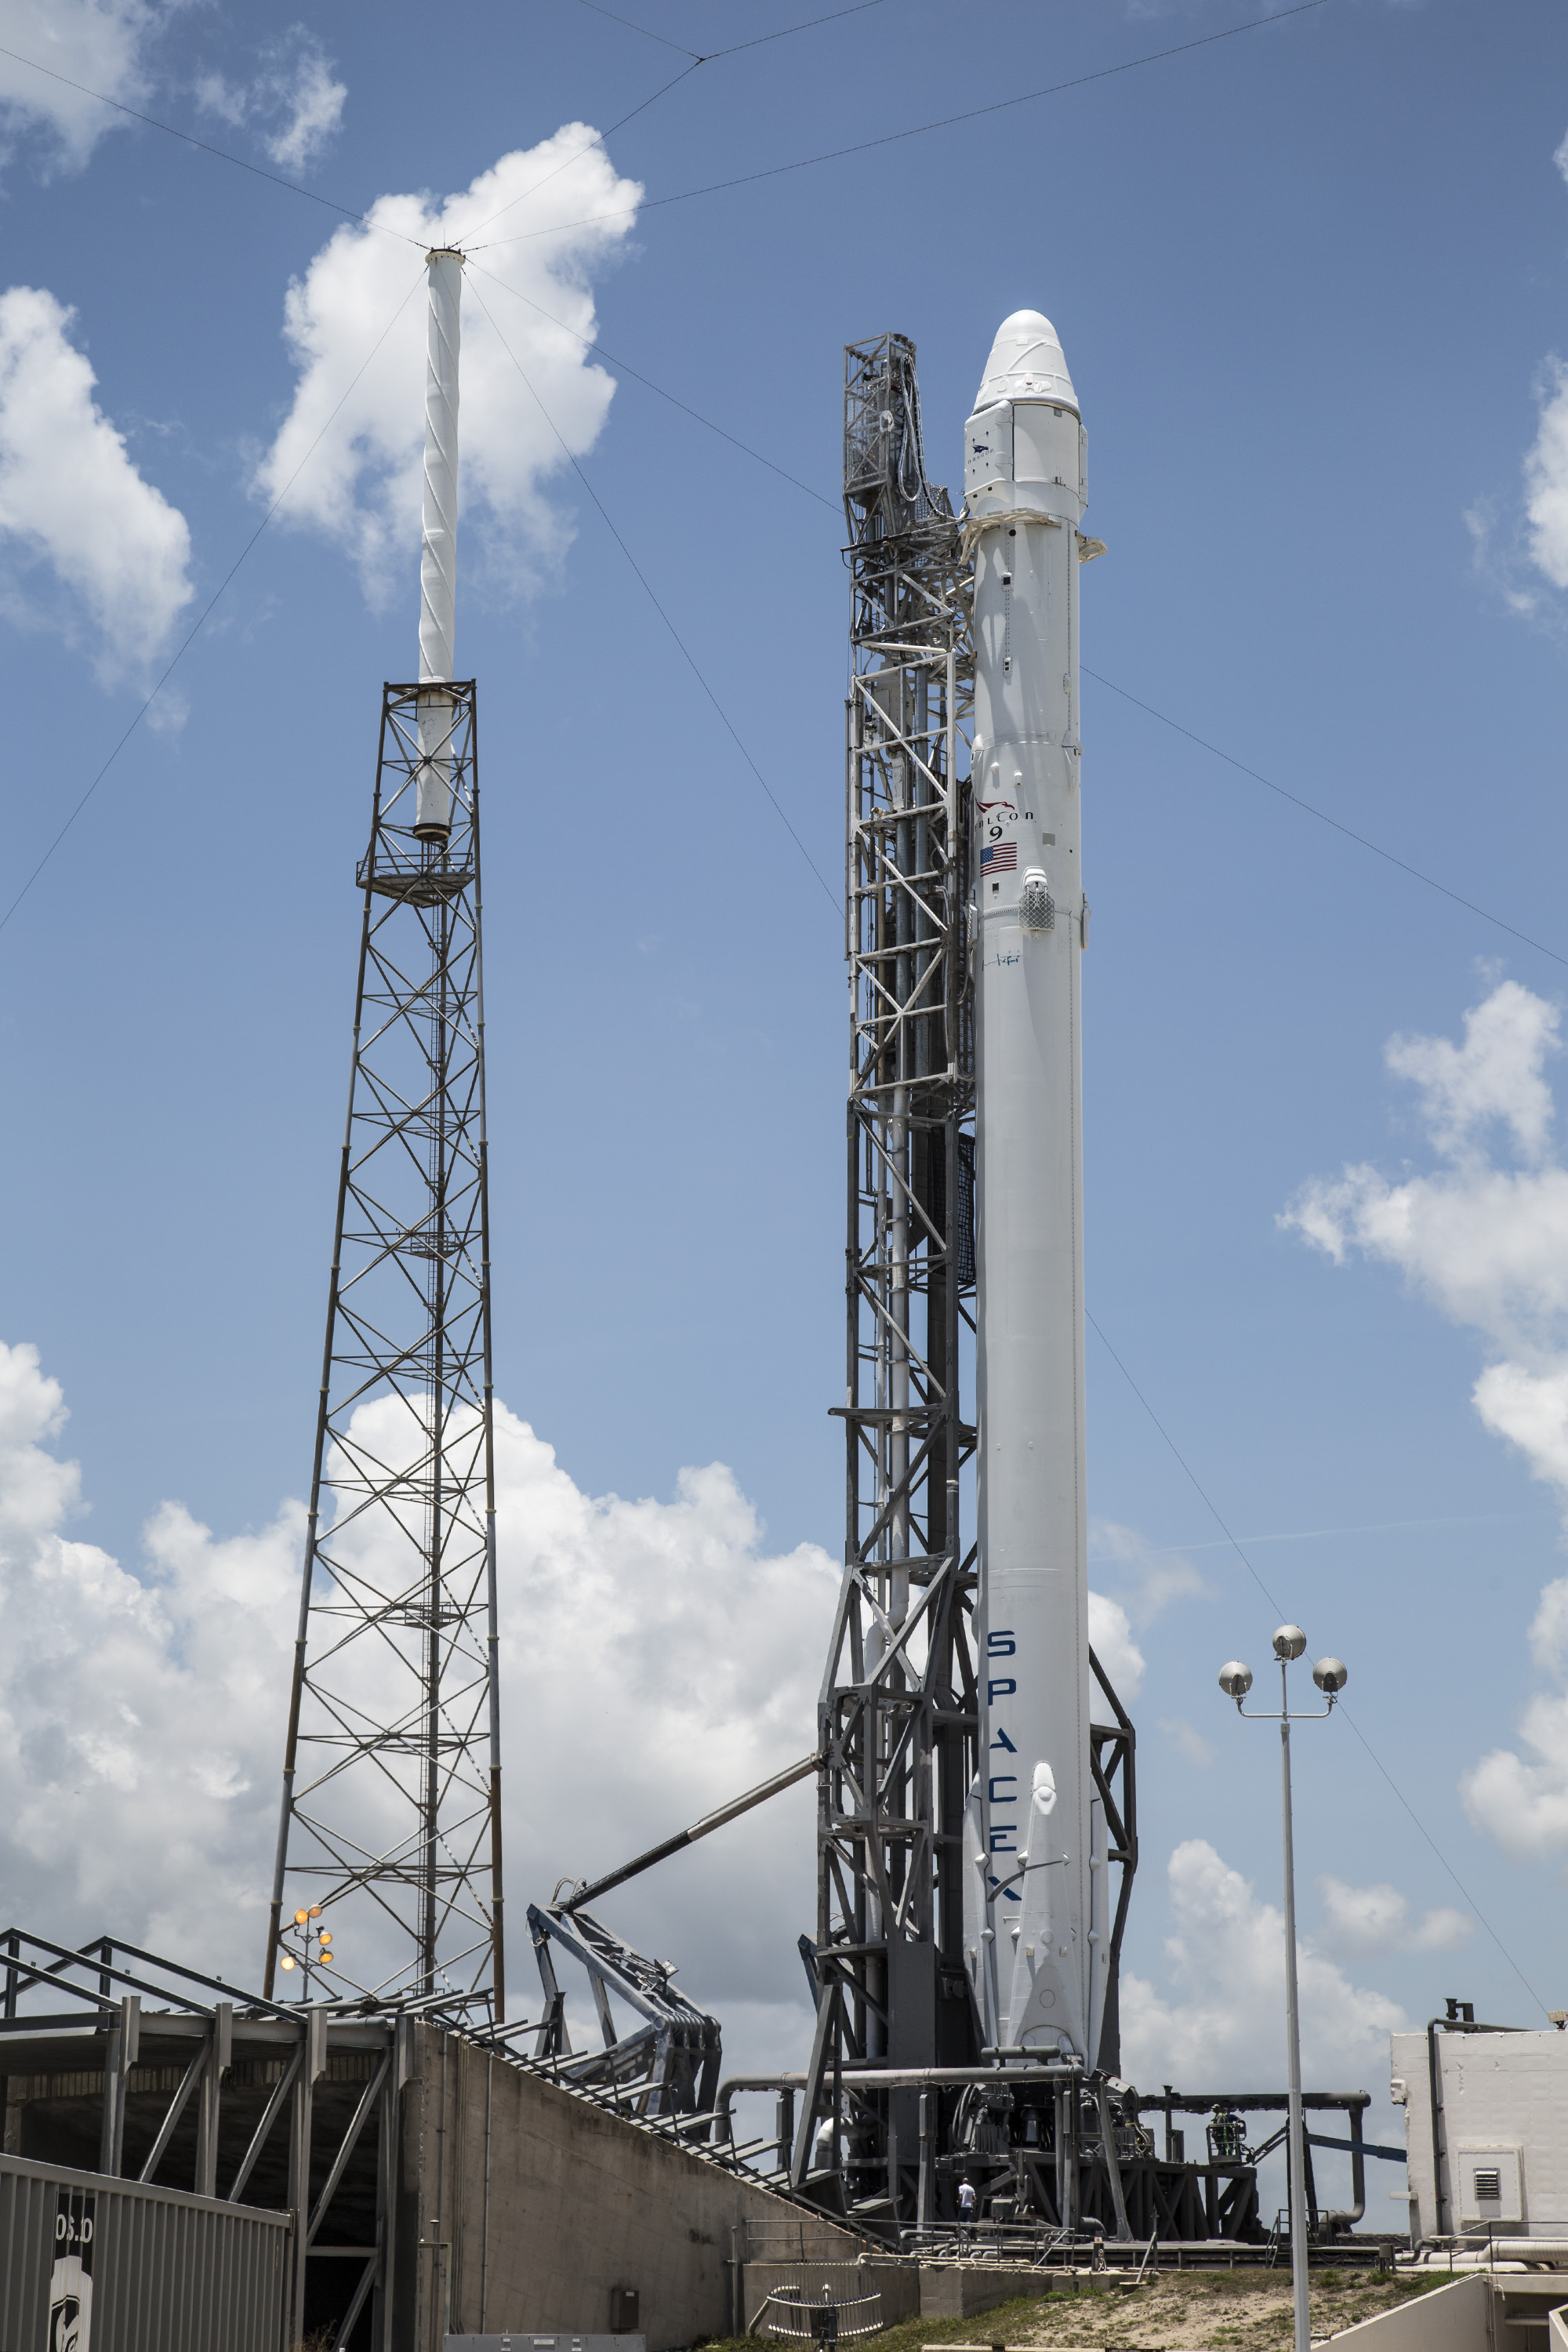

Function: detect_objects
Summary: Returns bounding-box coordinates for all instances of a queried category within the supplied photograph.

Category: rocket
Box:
[961,312,1105,2067]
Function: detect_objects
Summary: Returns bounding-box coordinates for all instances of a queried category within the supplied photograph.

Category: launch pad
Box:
[0,287,1410,2351]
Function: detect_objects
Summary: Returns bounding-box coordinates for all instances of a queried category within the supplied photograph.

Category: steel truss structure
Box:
[528,1902,723,2119]
[266,681,504,2017]
[0,1923,815,2352]
[793,335,1137,2227]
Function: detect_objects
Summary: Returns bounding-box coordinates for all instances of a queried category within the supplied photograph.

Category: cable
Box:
[0,41,423,246]
[456,63,703,241]
[1086,670,1568,973]
[466,260,837,510]
[1084,1310,1550,2019]
[472,0,1333,249]
[466,278,840,914]
[457,276,1568,977]
[0,270,427,939]
[572,0,892,62]
[574,0,703,57]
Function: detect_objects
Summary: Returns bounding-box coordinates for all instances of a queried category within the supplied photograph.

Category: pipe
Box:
[715,2062,1077,2139]
[1097,2078,1132,2241]
[416,246,463,840]
[561,1753,817,1912]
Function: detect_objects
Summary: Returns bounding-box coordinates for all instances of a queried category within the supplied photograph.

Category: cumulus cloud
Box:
[1088,1590,1145,1702]
[0,285,192,678]
[195,27,345,174]
[1281,979,1568,1860]
[1316,1875,1471,1959]
[1092,1518,1215,1624]
[1158,1716,1215,1768]
[1523,358,1568,597]
[0,1334,832,2044]
[1121,1840,1406,2088]
[252,133,642,611]
[0,0,161,168]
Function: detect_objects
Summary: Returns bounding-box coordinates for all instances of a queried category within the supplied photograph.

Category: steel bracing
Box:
[265,680,504,2017]
[795,334,1137,2227]
[794,334,979,2212]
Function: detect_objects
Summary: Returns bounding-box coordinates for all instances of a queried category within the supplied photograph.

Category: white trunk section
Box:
[960,312,1104,2067]
[416,247,462,839]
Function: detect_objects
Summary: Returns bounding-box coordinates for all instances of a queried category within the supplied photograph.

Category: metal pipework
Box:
[416,246,463,840]
[559,1753,817,1913]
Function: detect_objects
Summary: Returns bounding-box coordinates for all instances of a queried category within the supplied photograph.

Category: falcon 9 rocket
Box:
[961,311,1106,2068]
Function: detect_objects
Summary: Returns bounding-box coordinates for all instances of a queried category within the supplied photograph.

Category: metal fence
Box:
[0,2150,289,2352]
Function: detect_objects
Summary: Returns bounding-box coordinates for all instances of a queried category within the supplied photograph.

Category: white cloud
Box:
[252,133,642,614]
[1088,1591,1145,1701]
[1386,982,1557,1164]
[0,1334,832,2042]
[1525,358,1568,594]
[1121,1841,1406,2088]
[1281,980,1568,1862]
[1316,1874,1471,1958]
[1091,1518,1215,1623]
[1158,1716,1215,1768]
[0,285,192,678]
[0,0,161,168]
[195,27,345,174]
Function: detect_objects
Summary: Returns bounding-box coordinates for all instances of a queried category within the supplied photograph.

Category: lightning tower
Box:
[263,249,506,2015]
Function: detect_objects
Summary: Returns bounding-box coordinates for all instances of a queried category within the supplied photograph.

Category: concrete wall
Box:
[1394,2028,1568,2242]
[917,2263,1062,2320]
[1322,2274,1490,2350]
[398,2027,856,2352]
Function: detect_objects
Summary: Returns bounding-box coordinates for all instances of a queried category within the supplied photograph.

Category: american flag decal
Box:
[982,842,1018,873]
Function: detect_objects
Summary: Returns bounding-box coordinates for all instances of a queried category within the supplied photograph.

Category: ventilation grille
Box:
[1020,873,1054,934]
[1474,2168,1501,2202]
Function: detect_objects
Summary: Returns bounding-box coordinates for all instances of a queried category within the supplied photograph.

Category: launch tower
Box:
[263,250,505,2016]
[793,331,1136,2229]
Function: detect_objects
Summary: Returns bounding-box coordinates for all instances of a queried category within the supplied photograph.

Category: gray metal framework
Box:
[796,335,1137,2227]
[265,680,504,2017]
[1,1927,423,2350]
[528,1903,722,2120]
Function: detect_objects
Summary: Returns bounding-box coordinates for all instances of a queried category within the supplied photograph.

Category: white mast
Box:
[414,246,463,839]
[961,311,1104,2065]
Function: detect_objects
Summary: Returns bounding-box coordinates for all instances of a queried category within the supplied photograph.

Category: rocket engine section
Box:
[961,311,1105,2067]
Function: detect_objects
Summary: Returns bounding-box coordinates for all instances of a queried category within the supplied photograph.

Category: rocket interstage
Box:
[960,311,1103,2067]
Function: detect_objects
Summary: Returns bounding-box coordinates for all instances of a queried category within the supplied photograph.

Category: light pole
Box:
[1218,1628,1347,2352]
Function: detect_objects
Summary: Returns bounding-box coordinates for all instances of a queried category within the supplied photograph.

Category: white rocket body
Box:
[415,247,463,840]
[960,312,1105,2065]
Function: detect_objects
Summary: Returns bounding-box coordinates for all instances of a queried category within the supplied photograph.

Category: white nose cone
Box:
[973,308,1076,413]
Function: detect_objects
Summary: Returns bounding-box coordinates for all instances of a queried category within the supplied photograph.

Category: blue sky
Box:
[4,0,1568,2194]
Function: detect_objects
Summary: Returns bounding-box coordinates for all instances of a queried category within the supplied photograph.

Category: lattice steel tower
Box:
[791,333,978,2206]
[264,250,506,2015]
[793,333,1135,2225]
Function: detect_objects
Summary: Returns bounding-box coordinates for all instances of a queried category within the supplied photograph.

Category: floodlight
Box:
[1272,1624,1307,1661]
[1218,1662,1253,1698]
[1312,1657,1347,1695]
[281,1955,296,1972]
[295,1909,309,1926]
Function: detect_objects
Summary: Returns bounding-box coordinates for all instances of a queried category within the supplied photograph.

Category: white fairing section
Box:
[416,248,463,837]
[960,311,1104,2064]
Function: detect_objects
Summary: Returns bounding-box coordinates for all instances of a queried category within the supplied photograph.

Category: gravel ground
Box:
[707,2268,1449,2352]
